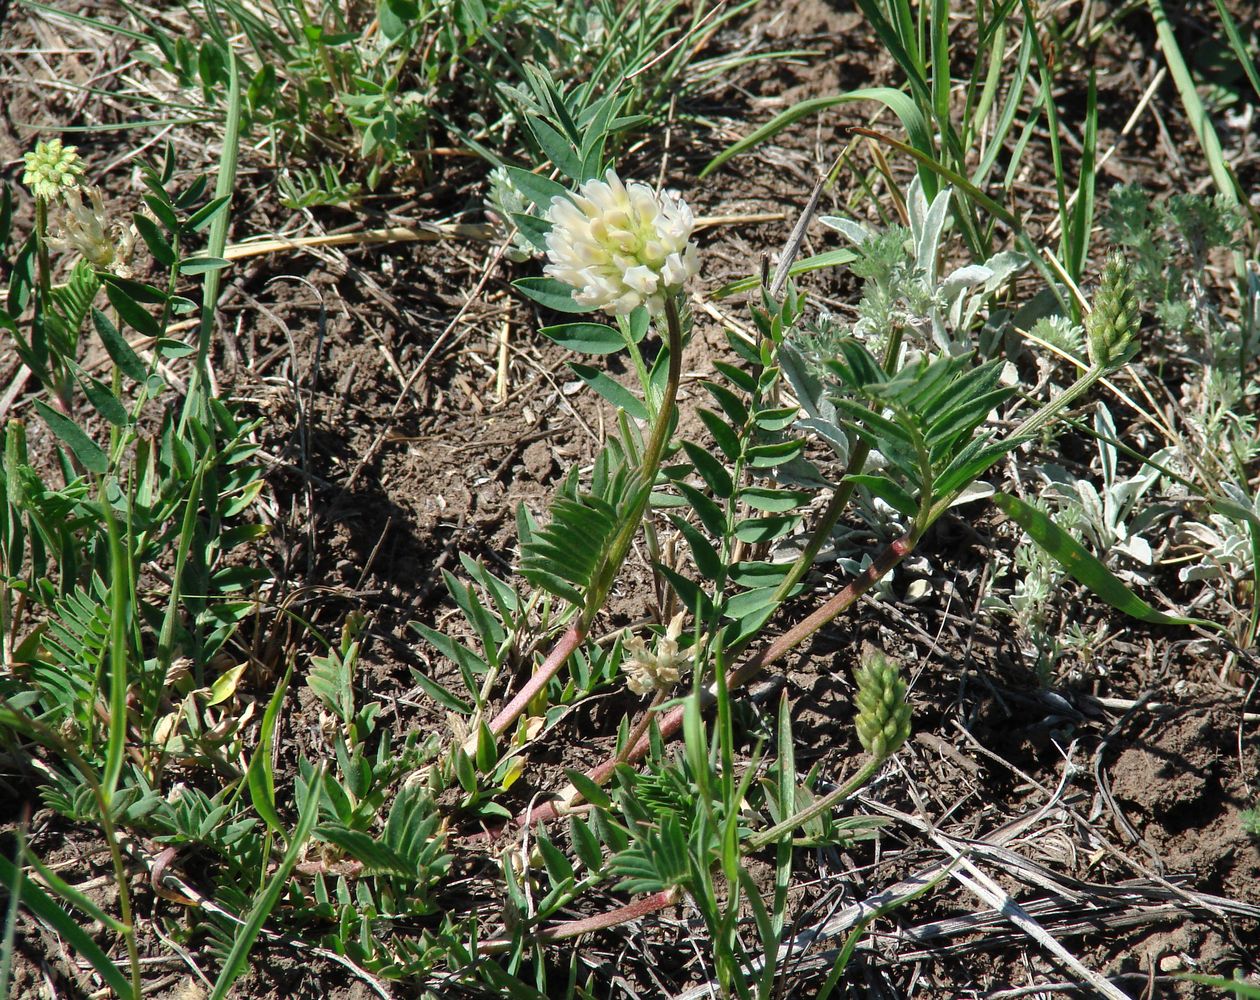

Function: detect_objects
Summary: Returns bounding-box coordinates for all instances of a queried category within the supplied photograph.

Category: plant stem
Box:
[478,886,681,954]
[510,528,918,830]
[641,296,685,475]
[617,689,668,766]
[476,297,685,747]
[482,621,585,740]
[745,754,883,851]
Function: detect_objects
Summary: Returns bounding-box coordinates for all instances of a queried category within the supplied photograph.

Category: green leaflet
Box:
[992,492,1221,631]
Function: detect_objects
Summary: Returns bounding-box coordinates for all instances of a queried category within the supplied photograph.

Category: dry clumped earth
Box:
[1,0,1259,997]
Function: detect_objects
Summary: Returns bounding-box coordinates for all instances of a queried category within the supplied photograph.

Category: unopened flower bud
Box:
[22,138,85,201]
[1086,252,1139,369]
[853,645,911,759]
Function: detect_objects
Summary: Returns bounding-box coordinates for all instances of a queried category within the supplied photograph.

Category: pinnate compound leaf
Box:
[520,490,629,608]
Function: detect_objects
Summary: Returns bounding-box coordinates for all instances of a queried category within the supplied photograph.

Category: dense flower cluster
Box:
[622,614,689,695]
[22,138,85,201]
[853,645,911,759]
[1086,251,1139,368]
[47,186,136,277]
[544,168,698,316]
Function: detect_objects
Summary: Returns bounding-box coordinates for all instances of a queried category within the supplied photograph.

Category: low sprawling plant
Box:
[43,0,767,200]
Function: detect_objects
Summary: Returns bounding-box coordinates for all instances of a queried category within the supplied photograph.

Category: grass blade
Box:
[0,853,136,1000]
[101,488,130,803]
[1211,0,1260,103]
[1147,0,1241,206]
[992,492,1221,630]
[181,46,241,431]
[208,765,324,1000]
[245,666,292,839]
[701,88,935,188]
[1065,68,1098,281]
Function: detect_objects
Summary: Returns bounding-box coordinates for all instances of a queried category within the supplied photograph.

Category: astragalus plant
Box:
[403,112,1184,991]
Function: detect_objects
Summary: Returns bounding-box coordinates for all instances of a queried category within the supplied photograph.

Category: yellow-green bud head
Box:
[1086,251,1140,369]
[22,138,85,202]
[853,645,911,759]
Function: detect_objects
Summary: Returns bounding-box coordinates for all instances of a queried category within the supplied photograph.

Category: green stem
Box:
[745,754,883,851]
[640,296,684,477]
[478,297,685,744]
[34,197,52,298]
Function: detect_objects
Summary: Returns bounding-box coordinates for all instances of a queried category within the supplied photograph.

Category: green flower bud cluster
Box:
[1086,251,1140,369]
[22,138,85,202]
[853,646,911,759]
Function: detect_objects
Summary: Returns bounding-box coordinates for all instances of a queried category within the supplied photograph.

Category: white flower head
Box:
[622,613,690,696]
[47,186,136,276]
[544,168,699,316]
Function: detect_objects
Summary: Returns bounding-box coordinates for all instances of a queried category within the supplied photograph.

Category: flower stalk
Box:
[476,168,695,749]
[510,526,918,830]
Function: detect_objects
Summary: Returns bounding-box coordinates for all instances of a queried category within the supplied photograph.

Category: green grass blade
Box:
[101,488,129,803]
[1147,0,1241,206]
[930,0,951,128]
[710,249,858,299]
[182,47,241,431]
[0,853,136,1000]
[1019,0,1072,276]
[992,492,1222,630]
[700,88,935,186]
[1178,975,1260,999]
[245,666,292,839]
[1211,0,1260,103]
[19,0,150,41]
[1066,68,1098,281]
[0,833,24,1000]
[22,850,127,934]
[208,765,324,1000]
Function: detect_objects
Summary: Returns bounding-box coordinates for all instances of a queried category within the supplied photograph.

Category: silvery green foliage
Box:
[780,338,849,471]
[983,501,1096,680]
[1029,314,1086,359]
[1176,482,1260,584]
[1037,403,1172,573]
[819,176,1027,356]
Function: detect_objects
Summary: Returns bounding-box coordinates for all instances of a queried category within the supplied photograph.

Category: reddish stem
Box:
[486,623,585,738]
[478,886,680,954]
[508,530,917,829]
